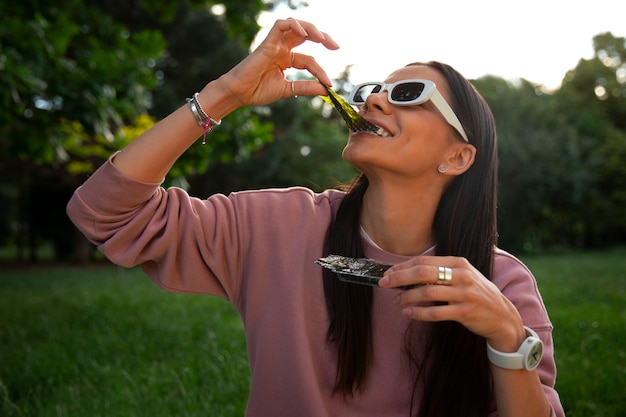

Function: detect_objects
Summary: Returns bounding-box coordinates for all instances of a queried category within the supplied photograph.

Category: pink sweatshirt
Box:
[67,155,564,417]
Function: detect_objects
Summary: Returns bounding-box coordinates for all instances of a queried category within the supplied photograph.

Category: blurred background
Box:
[0,0,625,262]
[1,1,624,416]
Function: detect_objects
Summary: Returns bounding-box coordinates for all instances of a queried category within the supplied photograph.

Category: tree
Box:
[1,0,167,261]
[474,76,593,251]
[474,32,626,251]
[0,0,282,261]
[557,32,626,246]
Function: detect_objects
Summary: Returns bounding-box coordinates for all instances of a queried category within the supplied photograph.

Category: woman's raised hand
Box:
[215,18,339,107]
[112,19,338,183]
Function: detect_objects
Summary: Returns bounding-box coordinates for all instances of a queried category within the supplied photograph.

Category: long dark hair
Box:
[323,61,499,417]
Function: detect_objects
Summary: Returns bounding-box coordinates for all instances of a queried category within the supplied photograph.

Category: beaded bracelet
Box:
[186,93,221,144]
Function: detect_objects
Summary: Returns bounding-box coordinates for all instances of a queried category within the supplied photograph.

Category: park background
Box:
[1,0,625,416]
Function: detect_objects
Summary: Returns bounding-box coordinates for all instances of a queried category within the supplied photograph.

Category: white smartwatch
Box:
[486,326,544,371]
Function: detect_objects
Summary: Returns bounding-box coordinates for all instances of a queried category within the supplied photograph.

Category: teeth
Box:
[354,125,391,138]
[375,127,390,137]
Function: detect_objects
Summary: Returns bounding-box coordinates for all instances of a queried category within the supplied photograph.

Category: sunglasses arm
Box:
[429,89,469,142]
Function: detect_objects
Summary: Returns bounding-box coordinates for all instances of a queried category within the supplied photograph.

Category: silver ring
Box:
[291,80,297,98]
[436,266,452,284]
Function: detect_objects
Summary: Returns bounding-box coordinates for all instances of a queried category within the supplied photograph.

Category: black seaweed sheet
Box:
[316,255,418,289]
[321,87,379,133]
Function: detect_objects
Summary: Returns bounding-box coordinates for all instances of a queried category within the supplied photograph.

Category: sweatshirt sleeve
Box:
[493,249,566,417]
[66,154,244,301]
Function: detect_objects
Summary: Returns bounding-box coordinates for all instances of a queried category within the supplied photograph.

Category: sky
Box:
[255,0,626,90]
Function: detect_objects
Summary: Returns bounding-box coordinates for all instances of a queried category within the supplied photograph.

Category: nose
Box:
[362,89,391,113]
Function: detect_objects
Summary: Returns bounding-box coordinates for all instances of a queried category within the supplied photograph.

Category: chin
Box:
[342,143,371,171]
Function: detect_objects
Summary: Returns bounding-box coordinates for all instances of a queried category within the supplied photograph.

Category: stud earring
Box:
[437,164,448,173]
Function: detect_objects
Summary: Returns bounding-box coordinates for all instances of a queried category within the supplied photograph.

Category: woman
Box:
[67,19,564,417]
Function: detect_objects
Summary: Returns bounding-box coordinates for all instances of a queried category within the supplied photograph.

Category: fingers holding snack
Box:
[290,52,336,96]
[272,18,340,92]
[379,256,526,347]
[217,18,339,107]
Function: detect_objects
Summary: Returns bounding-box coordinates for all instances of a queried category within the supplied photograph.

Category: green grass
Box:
[1,248,625,416]
[0,266,249,417]
[522,248,626,417]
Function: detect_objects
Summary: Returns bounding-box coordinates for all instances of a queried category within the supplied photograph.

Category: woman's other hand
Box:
[378,256,527,352]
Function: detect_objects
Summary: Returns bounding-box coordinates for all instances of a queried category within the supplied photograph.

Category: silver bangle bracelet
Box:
[186,93,222,144]
[186,97,205,127]
[191,93,221,127]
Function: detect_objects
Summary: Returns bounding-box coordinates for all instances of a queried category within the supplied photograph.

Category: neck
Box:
[360,177,442,256]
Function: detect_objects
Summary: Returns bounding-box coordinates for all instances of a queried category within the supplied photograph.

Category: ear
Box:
[445,143,476,176]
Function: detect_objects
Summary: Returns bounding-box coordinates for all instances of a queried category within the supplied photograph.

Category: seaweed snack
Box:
[316,255,418,289]
[321,87,380,134]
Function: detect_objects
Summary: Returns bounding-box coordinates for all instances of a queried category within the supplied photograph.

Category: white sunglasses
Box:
[348,79,469,142]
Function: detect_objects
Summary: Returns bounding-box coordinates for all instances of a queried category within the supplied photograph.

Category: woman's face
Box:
[342,65,467,183]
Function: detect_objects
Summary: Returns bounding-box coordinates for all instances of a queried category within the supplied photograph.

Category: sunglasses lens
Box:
[390,82,425,103]
[352,84,383,103]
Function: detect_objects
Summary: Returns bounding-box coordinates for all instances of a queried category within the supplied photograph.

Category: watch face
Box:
[526,342,544,370]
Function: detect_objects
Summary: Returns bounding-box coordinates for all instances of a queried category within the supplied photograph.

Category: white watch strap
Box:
[486,326,543,370]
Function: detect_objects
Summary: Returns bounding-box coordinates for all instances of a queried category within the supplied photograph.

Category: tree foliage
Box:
[556,32,626,246]
[0,3,624,261]
[0,0,280,261]
[474,32,626,251]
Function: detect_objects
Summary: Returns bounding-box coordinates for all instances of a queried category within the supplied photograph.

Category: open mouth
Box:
[322,88,392,138]
[353,123,392,138]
